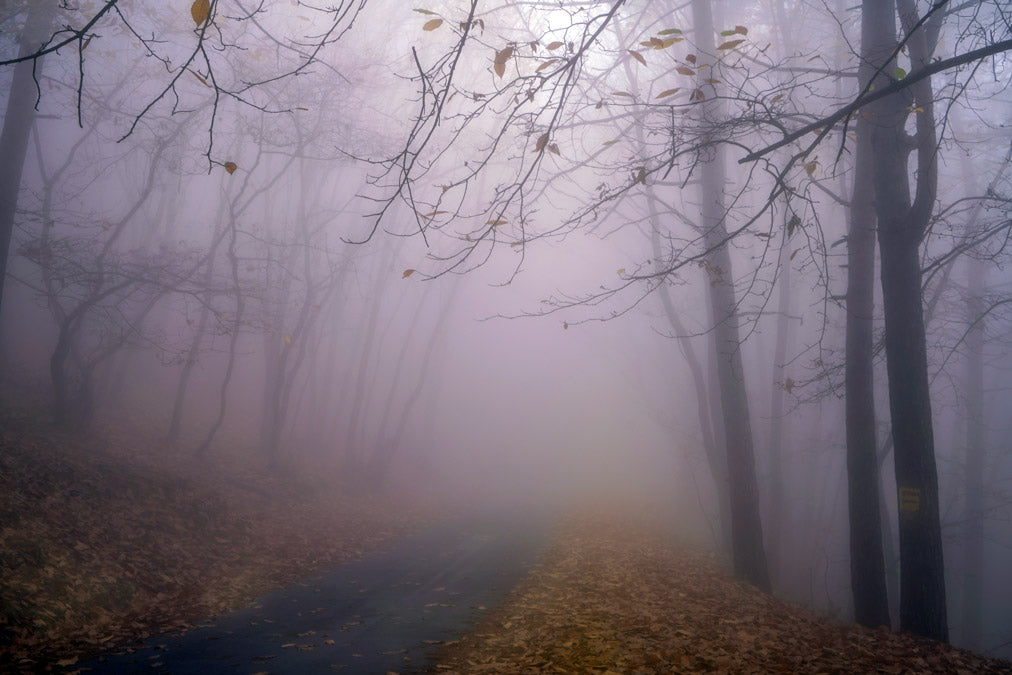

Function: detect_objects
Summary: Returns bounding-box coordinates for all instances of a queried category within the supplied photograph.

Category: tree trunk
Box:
[867,0,947,642]
[0,0,57,322]
[844,0,891,629]
[959,252,985,649]
[691,0,770,592]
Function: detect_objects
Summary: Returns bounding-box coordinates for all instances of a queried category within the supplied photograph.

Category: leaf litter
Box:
[432,507,1010,673]
[0,410,442,672]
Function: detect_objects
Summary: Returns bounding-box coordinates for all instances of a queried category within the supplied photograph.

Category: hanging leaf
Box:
[634,167,647,185]
[402,269,416,278]
[548,143,560,155]
[191,0,210,26]
[413,8,438,14]
[494,46,514,78]
[656,88,680,99]
[660,37,682,48]
[787,214,801,237]
[676,66,695,76]
[657,28,682,36]
[190,69,209,87]
[892,66,907,79]
[617,268,626,275]
[223,161,237,174]
[563,321,569,330]
[735,25,749,35]
[602,139,620,146]
[804,160,818,176]
[691,88,705,101]
[488,218,508,226]
[534,133,548,152]
[784,377,794,394]
[546,41,564,50]
[536,59,556,72]
[717,39,745,50]
[423,18,443,31]
[686,54,697,64]
[283,334,293,344]
[720,29,737,36]
[629,50,646,66]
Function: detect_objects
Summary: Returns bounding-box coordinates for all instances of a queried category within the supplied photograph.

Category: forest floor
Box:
[431,506,1011,673]
[2,405,1009,673]
[0,405,444,672]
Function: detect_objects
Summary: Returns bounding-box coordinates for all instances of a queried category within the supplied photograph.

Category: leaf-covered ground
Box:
[432,506,1011,674]
[0,411,441,672]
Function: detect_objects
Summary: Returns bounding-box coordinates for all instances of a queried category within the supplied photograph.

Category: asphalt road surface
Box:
[80,508,551,674]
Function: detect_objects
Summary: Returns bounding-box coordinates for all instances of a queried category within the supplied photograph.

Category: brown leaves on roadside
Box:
[432,510,1010,674]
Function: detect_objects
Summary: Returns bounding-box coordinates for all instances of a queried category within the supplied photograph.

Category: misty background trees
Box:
[2,0,1011,659]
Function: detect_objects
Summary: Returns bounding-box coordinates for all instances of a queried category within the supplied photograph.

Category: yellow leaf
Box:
[717,39,745,50]
[617,268,625,275]
[284,334,293,344]
[402,269,415,278]
[629,50,646,66]
[413,8,438,15]
[546,41,564,50]
[487,218,507,226]
[656,88,680,99]
[602,139,620,146]
[190,69,209,87]
[191,0,210,26]
[660,37,682,48]
[423,18,443,31]
[224,161,237,174]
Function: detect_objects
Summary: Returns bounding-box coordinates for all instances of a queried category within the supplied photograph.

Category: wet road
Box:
[81,509,551,674]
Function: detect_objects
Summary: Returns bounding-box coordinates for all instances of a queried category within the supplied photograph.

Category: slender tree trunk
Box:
[867,0,947,643]
[0,0,57,322]
[844,0,891,628]
[691,0,770,592]
[766,244,793,586]
[960,251,985,649]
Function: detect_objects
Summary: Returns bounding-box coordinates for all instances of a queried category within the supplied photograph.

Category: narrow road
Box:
[82,509,551,674]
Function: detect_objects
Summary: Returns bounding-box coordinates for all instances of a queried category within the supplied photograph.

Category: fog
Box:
[2,0,1011,661]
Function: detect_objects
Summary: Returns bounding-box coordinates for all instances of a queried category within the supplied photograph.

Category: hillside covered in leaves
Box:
[0,407,439,671]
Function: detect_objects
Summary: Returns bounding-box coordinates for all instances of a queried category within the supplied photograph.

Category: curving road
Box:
[80,508,551,674]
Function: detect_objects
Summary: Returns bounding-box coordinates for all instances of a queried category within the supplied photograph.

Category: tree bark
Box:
[844,0,891,630]
[867,0,948,642]
[691,0,770,592]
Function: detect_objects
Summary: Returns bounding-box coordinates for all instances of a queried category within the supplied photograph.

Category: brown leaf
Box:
[190,0,210,26]
[422,18,443,31]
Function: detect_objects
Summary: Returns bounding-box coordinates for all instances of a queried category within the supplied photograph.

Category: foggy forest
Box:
[1,0,1011,672]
